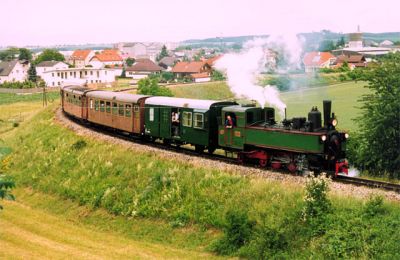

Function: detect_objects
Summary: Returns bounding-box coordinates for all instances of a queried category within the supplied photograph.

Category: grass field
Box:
[170,81,234,100]
[0,188,218,259]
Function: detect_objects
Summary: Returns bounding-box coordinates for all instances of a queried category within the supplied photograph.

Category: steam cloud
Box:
[215,34,304,117]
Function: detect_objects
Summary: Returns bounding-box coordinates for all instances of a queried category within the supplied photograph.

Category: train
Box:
[61,85,349,175]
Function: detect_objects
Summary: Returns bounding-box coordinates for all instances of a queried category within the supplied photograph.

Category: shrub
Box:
[0,80,36,89]
[265,76,291,91]
[363,195,385,217]
[302,173,331,235]
[211,209,254,255]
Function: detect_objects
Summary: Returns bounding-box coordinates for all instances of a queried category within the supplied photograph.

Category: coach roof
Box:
[145,96,234,110]
[86,91,149,103]
[62,85,91,95]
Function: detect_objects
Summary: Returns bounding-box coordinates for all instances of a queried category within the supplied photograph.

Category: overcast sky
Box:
[1,0,399,46]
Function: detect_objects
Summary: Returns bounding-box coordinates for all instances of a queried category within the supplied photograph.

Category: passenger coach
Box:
[86,91,149,134]
[144,97,236,153]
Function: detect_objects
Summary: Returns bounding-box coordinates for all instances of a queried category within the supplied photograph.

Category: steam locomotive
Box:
[61,86,348,175]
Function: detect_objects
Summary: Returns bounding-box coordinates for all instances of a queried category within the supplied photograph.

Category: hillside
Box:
[1,94,400,258]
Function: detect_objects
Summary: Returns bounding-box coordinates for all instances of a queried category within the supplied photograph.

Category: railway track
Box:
[336,175,400,193]
[65,112,400,194]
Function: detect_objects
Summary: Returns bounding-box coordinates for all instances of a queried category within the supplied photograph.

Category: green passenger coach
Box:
[144,97,236,153]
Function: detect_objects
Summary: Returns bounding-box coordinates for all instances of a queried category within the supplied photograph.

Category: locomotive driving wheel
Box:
[259,159,267,167]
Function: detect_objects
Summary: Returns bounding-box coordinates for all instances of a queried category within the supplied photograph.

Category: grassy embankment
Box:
[1,94,400,258]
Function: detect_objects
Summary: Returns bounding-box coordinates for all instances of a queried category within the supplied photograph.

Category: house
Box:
[171,61,212,82]
[41,67,118,87]
[158,56,177,71]
[302,52,335,73]
[333,54,367,70]
[36,61,69,78]
[114,42,163,61]
[205,55,222,67]
[90,49,123,67]
[0,60,29,84]
[379,40,394,47]
[68,49,94,67]
[125,59,163,82]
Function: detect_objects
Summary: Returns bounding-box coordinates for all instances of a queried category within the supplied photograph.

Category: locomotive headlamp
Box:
[321,135,327,141]
[345,133,349,139]
[331,118,338,126]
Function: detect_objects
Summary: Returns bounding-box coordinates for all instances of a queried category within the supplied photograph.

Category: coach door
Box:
[159,107,171,138]
[133,104,140,133]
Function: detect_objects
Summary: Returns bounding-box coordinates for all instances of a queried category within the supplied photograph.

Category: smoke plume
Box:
[215,38,286,115]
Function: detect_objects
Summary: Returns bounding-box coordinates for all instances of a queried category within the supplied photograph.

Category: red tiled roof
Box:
[126,59,162,72]
[92,50,123,62]
[71,50,92,60]
[303,52,335,66]
[206,55,222,66]
[171,61,208,73]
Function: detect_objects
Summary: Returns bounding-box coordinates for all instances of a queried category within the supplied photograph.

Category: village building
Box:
[68,50,94,68]
[158,56,177,71]
[302,51,335,73]
[90,49,123,67]
[332,54,367,70]
[0,60,30,84]
[171,61,212,82]
[125,58,163,82]
[36,61,69,78]
[41,67,117,87]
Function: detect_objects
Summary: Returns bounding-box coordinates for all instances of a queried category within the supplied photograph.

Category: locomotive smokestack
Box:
[323,100,332,127]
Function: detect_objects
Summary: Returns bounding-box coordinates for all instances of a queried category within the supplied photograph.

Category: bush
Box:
[211,209,254,255]
[363,196,385,217]
[265,76,291,91]
[302,174,331,235]
[239,224,288,259]
[137,78,173,96]
[0,81,36,89]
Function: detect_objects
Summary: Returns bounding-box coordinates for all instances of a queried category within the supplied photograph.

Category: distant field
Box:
[0,92,60,106]
[170,81,233,100]
[281,81,369,131]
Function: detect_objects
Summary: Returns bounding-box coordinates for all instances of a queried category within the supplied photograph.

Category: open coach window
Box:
[193,113,204,129]
[125,104,132,117]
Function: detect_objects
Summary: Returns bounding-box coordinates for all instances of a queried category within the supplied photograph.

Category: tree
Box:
[352,53,400,177]
[18,48,33,61]
[212,70,226,81]
[318,40,336,52]
[34,49,65,64]
[156,45,168,61]
[28,65,37,82]
[126,57,135,67]
[121,68,126,78]
[0,48,19,61]
[137,78,173,96]
[336,36,346,48]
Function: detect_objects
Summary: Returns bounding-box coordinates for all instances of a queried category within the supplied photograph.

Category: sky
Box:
[1,0,399,46]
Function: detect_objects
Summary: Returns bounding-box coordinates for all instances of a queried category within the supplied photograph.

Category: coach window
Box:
[182,112,192,127]
[118,104,124,116]
[193,113,204,129]
[112,102,118,115]
[149,108,154,121]
[90,99,93,110]
[106,102,111,113]
[134,105,140,113]
[95,100,99,111]
[125,104,132,117]
[100,101,105,112]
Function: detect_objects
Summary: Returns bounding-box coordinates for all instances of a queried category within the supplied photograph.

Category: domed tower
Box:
[348,25,363,48]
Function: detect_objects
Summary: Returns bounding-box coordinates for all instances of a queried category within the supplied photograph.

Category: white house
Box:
[41,67,118,87]
[125,59,163,82]
[0,60,29,84]
[36,61,69,78]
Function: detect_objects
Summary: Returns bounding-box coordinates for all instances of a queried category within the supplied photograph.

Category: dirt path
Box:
[55,108,400,202]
